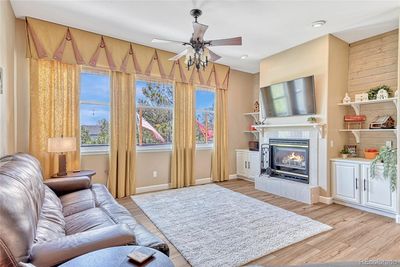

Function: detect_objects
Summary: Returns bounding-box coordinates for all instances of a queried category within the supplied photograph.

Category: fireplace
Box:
[268,139,310,184]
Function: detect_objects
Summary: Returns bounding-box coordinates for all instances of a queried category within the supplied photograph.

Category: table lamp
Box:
[48,136,76,176]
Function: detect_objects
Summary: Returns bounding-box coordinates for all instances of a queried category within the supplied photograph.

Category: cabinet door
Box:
[248,152,260,179]
[332,162,360,204]
[236,151,247,177]
[361,164,396,212]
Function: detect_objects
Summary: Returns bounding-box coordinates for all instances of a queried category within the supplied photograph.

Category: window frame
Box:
[79,67,111,154]
[194,87,216,148]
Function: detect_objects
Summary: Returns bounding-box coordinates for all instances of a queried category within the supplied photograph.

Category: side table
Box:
[51,169,96,179]
[59,246,174,267]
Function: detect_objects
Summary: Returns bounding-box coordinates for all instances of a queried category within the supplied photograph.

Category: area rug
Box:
[132,184,331,267]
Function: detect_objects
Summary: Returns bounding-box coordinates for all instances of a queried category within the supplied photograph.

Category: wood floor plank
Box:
[118,179,400,266]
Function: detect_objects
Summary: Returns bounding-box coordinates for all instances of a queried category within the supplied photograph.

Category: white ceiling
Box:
[11,0,400,74]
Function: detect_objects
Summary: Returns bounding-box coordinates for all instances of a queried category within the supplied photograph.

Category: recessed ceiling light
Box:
[240,55,248,59]
[312,20,326,28]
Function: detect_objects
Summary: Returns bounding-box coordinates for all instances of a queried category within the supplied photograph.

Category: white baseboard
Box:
[196,177,212,185]
[136,183,170,194]
[319,196,333,205]
[229,174,238,180]
[396,214,400,224]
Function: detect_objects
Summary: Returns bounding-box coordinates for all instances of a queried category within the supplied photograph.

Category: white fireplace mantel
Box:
[253,123,325,138]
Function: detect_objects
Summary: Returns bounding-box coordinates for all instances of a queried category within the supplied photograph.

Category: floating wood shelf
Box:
[338,98,398,115]
[339,128,397,143]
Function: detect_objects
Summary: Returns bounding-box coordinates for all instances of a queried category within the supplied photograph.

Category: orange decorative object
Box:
[364,148,379,159]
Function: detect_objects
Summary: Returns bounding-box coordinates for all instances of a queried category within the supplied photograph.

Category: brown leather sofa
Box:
[0,153,169,267]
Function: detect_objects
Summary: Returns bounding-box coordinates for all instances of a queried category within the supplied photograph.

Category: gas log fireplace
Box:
[267,139,310,184]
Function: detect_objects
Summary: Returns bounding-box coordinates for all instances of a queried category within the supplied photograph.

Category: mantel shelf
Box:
[253,123,325,138]
[339,128,397,143]
[338,97,398,115]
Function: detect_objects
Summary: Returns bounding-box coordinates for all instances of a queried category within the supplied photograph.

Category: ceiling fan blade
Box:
[192,22,208,41]
[207,49,222,62]
[169,49,188,61]
[209,37,242,46]
[152,38,185,44]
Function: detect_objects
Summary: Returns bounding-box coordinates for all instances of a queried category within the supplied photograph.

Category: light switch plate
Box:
[0,67,3,94]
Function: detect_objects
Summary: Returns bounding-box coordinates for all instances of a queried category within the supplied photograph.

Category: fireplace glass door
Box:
[269,139,309,183]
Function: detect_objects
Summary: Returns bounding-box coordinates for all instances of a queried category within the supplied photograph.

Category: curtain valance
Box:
[26,18,230,89]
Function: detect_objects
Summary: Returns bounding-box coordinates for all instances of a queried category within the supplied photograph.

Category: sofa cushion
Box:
[34,186,66,243]
[60,189,95,217]
[65,208,115,235]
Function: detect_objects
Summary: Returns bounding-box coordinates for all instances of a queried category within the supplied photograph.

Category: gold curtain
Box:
[212,88,229,182]
[171,82,196,188]
[29,59,80,178]
[108,71,136,198]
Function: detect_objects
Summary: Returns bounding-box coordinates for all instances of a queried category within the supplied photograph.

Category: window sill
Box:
[81,146,109,156]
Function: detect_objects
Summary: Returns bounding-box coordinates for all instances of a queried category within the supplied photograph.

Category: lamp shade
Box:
[48,137,76,153]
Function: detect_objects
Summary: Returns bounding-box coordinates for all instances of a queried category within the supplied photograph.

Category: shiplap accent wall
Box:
[347,30,398,154]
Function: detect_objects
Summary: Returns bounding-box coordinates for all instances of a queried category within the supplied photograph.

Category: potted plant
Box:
[371,146,397,191]
[307,117,317,123]
[367,85,392,100]
[340,148,350,159]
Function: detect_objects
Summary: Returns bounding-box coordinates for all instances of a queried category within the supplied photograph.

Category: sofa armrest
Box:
[133,224,170,256]
[44,176,91,195]
[30,224,134,267]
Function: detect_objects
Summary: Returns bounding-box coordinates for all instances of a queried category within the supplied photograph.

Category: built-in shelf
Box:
[338,97,398,115]
[243,130,258,138]
[243,112,260,121]
[253,123,325,138]
[339,128,397,143]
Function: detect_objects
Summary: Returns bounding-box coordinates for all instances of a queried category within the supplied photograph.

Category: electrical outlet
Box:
[152,171,158,178]
[386,141,392,148]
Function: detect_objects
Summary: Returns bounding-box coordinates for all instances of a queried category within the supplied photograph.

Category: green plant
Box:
[371,146,397,191]
[367,85,393,100]
[340,148,350,154]
[307,117,317,123]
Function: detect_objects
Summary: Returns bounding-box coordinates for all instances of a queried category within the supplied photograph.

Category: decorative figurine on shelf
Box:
[307,117,317,123]
[344,115,366,129]
[369,115,395,129]
[345,145,357,157]
[376,89,389,100]
[253,101,260,112]
[342,93,351,104]
[355,93,369,102]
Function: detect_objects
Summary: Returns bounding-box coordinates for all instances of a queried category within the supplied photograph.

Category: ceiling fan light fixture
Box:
[312,20,326,28]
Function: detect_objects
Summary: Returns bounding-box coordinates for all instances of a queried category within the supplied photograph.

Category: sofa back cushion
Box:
[0,154,45,263]
[35,186,66,243]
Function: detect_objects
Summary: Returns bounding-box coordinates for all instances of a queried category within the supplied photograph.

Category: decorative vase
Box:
[341,154,349,159]
[342,93,351,104]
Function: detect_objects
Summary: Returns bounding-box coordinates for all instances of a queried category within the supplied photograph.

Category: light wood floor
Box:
[118,179,400,266]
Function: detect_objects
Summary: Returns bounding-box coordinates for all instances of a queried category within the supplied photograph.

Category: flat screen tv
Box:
[260,75,316,118]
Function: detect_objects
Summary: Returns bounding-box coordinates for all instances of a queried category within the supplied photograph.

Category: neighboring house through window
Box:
[80,69,111,152]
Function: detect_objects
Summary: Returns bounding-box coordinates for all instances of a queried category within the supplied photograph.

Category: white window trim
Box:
[81,145,109,155]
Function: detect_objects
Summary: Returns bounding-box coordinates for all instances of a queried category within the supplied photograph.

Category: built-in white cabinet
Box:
[236,149,260,181]
[331,159,396,216]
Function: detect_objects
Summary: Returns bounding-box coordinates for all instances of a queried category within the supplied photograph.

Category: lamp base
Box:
[57,153,67,176]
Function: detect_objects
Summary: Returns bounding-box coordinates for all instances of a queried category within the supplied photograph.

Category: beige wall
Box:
[81,69,257,188]
[0,0,16,156]
[258,35,349,196]
[346,30,398,154]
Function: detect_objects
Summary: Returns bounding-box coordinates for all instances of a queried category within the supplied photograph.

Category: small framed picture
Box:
[345,145,357,157]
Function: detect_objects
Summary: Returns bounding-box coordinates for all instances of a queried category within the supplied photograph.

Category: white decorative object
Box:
[133,184,331,267]
[395,90,398,97]
[342,93,351,104]
[355,93,369,102]
[376,89,389,100]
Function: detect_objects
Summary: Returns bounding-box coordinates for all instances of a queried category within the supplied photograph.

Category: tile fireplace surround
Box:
[255,126,327,204]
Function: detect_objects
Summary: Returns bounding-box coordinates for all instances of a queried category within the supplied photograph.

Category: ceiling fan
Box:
[152,9,242,71]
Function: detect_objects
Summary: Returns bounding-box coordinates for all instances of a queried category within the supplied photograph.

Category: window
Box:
[80,70,110,149]
[136,80,174,147]
[195,89,215,145]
